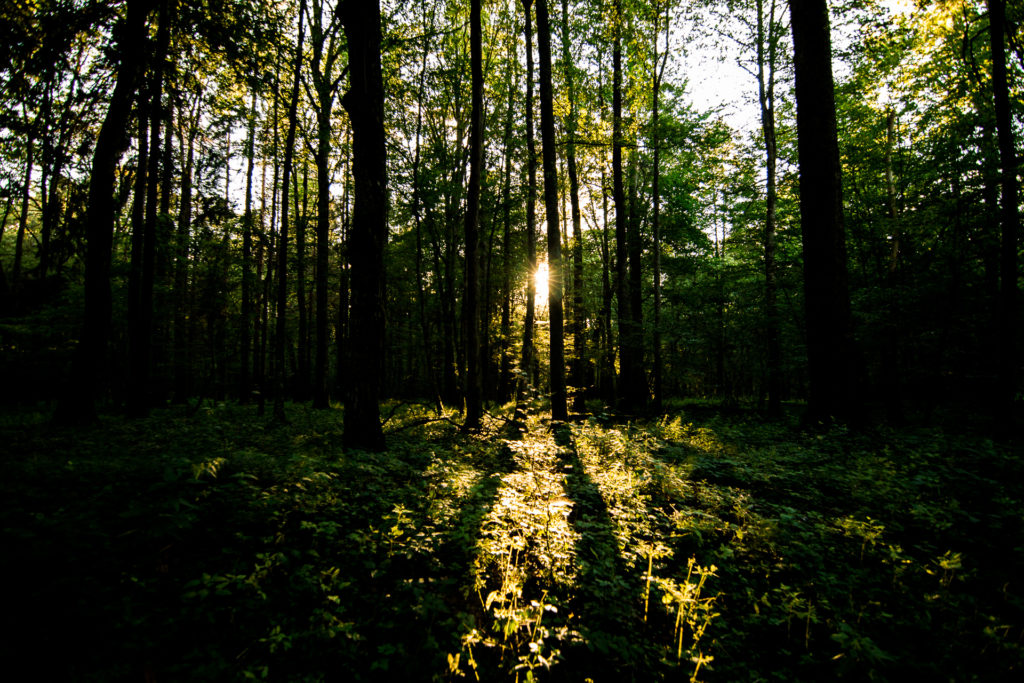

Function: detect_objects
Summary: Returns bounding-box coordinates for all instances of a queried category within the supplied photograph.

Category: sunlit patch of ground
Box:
[453,417,582,679]
[449,414,718,681]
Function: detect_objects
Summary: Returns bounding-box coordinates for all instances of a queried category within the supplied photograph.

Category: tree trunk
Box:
[128,0,169,416]
[880,108,904,423]
[520,0,538,404]
[296,161,309,400]
[498,41,515,403]
[273,0,307,422]
[173,98,197,403]
[341,0,387,451]
[463,0,484,430]
[411,4,440,410]
[57,0,151,423]
[536,0,567,421]
[12,134,34,295]
[241,89,257,403]
[311,0,339,410]
[129,97,148,390]
[758,0,782,416]
[561,0,587,412]
[597,52,615,401]
[986,0,1020,432]
[651,1,669,413]
[789,0,856,423]
[612,0,639,411]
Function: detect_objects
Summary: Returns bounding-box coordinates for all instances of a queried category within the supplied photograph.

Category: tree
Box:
[57,0,151,423]
[307,0,346,410]
[612,0,643,412]
[755,0,785,416]
[560,0,587,412]
[463,0,484,430]
[341,0,387,451]
[240,88,258,403]
[273,0,307,423]
[536,0,567,421]
[519,0,539,403]
[128,0,170,417]
[650,0,670,412]
[985,0,1020,430]
[789,0,856,422]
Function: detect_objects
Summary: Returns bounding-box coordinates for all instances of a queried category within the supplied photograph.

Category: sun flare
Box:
[535,261,549,304]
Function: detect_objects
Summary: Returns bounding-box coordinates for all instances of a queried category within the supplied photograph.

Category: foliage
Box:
[2,403,1021,680]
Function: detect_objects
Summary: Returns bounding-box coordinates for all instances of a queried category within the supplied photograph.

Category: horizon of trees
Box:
[0,0,1020,444]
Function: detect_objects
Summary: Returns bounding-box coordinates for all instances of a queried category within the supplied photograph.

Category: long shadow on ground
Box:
[554,423,657,681]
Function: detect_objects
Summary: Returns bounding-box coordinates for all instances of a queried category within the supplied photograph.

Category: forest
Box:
[1,0,1022,680]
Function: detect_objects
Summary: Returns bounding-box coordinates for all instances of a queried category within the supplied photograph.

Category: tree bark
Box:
[463,0,484,430]
[241,89,257,403]
[612,0,640,411]
[341,0,387,451]
[758,0,783,416]
[311,0,341,410]
[12,134,34,295]
[537,0,567,421]
[173,95,198,403]
[520,0,538,403]
[57,0,151,423]
[561,0,587,412]
[789,0,856,423]
[128,0,169,416]
[273,0,307,422]
[498,37,516,404]
[651,1,669,413]
[296,161,310,399]
[986,0,1020,432]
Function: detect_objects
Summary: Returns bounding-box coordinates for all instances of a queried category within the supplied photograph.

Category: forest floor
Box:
[1,400,1022,681]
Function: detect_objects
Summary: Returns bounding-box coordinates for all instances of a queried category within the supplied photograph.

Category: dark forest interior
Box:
[1,0,1022,679]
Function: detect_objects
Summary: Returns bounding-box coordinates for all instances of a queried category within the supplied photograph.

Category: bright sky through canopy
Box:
[535,260,549,307]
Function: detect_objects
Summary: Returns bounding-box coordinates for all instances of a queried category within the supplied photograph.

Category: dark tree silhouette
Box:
[341,0,387,451]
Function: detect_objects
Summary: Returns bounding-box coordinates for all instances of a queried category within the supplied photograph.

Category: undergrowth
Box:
[0,402,1021,681]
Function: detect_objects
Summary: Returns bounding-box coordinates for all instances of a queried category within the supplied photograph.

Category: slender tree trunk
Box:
[499,45,515,403]
[129,98,148,381]
[311,0,338,410]
[520,0,538,404]
[38,86,54,281]
[651,1,669,413]
[986,0,1020,432]
[12,135,34,294]
[341,0,387,451]
[789,0,856,423]
[296,161,309,399]
[241,90,257,403]
[536,0,567,421]
[463,0,484,430]
[560,0,586,412]
[159,92,173,217]
[128,0,168,415]
[173,101,196,402]
[597,54,615,401]
[57,0,150,423]
[627,149,645,406]
[335,186,349,397]
[0,194,14,301]
[411,7,439,410]
[313,127,332,408]
[758,0,782,416]
[274,0,307,422]
[880,108,904,423]
[612,0,638,411]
